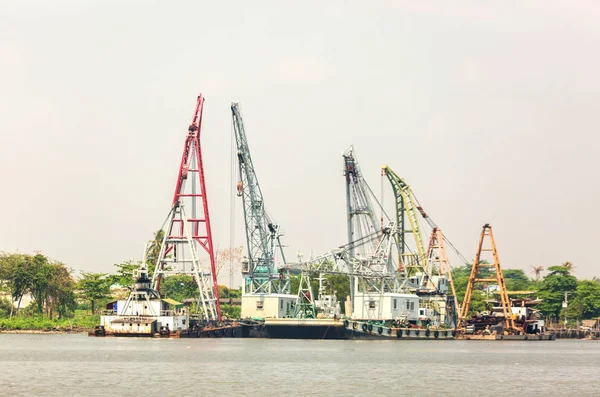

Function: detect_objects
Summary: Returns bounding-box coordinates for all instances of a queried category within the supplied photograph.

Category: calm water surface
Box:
[0,334,597,396]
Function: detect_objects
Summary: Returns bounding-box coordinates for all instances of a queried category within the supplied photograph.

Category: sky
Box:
[1,1,599,285]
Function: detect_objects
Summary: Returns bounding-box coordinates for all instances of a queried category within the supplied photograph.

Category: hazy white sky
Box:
[2,1,599,284]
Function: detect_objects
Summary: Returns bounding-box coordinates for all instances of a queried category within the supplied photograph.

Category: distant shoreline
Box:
[0,329,90,335]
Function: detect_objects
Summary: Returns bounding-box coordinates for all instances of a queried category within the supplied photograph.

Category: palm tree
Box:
[146,229,165,269]
[562,261,575,273]
[531,265,544,282]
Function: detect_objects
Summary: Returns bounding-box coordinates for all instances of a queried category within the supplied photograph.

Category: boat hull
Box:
[456,333,555,341]
[264,318,346,339]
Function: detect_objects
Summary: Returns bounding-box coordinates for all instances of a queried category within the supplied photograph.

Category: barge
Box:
[264,318,346,339]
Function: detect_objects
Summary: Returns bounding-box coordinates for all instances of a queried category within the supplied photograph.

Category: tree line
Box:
[0,251,243,320]
[2,248,598,324]
[452,261,600,323]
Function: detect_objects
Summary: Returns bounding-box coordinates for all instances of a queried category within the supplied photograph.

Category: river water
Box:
[0,334,597,396]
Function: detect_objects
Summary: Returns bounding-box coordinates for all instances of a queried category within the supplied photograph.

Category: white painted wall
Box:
[241,294,296,319]
[353,293,419,321]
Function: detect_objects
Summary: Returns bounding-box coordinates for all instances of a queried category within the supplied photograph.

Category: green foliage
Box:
[468,291,488,314]
[452,265,534,317]
[145,229,165,269]
[567,280,600,320]
[29,254,53,315]
[220,304,241,319]
[0,253,77,319]
[159,275,197,303]
[108,260,142,287]
[537,265,578,318]
[288,273,351,314]
[325,275,351,302]
[78,272,111,314]
[218,285,242,298]
[46,263,77,318]
[451,265,472,304]
[0,310,99,331]
[0,253,32,315]
[0,299,12,318]
[503,269,536,291]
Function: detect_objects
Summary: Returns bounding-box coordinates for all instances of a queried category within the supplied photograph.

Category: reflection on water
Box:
[0,334,597,396]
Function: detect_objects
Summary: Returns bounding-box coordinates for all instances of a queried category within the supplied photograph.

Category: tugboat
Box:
[91,265,242,338]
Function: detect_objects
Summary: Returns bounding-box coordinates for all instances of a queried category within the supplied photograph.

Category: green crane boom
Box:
[382,165,427,274]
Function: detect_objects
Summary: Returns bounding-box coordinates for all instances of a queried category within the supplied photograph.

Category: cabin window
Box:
[182,319,186,325]
[280,300,283,309]
[410,302,415,311]
[256,301,264,310]
[406,301,410,310]
[369,301,375,309]
[394,299,397,309]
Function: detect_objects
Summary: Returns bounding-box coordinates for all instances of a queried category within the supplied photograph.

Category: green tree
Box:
[46,263,77,319]
[567,280,600,319]
[537,265,577,318]
[159,275,197,303]
[146,229,165,268]
[221,304,241,319]
[29,254,54,316]
[108,261,142,287]
[1,253,32,318]
[78,272,111,314]
[0,298,12,318]
[503,269,535,291]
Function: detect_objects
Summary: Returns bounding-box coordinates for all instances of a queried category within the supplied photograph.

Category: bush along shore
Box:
[0,251,244,333]
[0,312,99,333]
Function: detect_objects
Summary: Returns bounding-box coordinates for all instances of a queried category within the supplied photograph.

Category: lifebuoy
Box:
[367,324,373,332]
[397,329,403,338]
[387,328,392,335]
[425,329,431,337]
[434,330,439,339]
[378,327,383,335]
[353,322,358,330]
[362,324,368,332]
[452,330,456,337]
[344,320,349,328]
[415,330,420,337]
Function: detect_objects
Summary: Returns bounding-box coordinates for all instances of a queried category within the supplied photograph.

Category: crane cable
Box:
[409,189,470,266]
[229,117,236,288]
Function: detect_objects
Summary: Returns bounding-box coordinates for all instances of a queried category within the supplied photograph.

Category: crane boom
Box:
[382,165,428,275]
[231,102,289,295]
[343,147,380,255]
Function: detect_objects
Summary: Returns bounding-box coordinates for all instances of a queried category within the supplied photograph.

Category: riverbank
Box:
[0,311,98,333]
[0,329,88,334]
[549,328,600,339]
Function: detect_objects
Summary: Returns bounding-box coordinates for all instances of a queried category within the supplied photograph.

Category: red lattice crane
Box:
[151,94,221,321]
